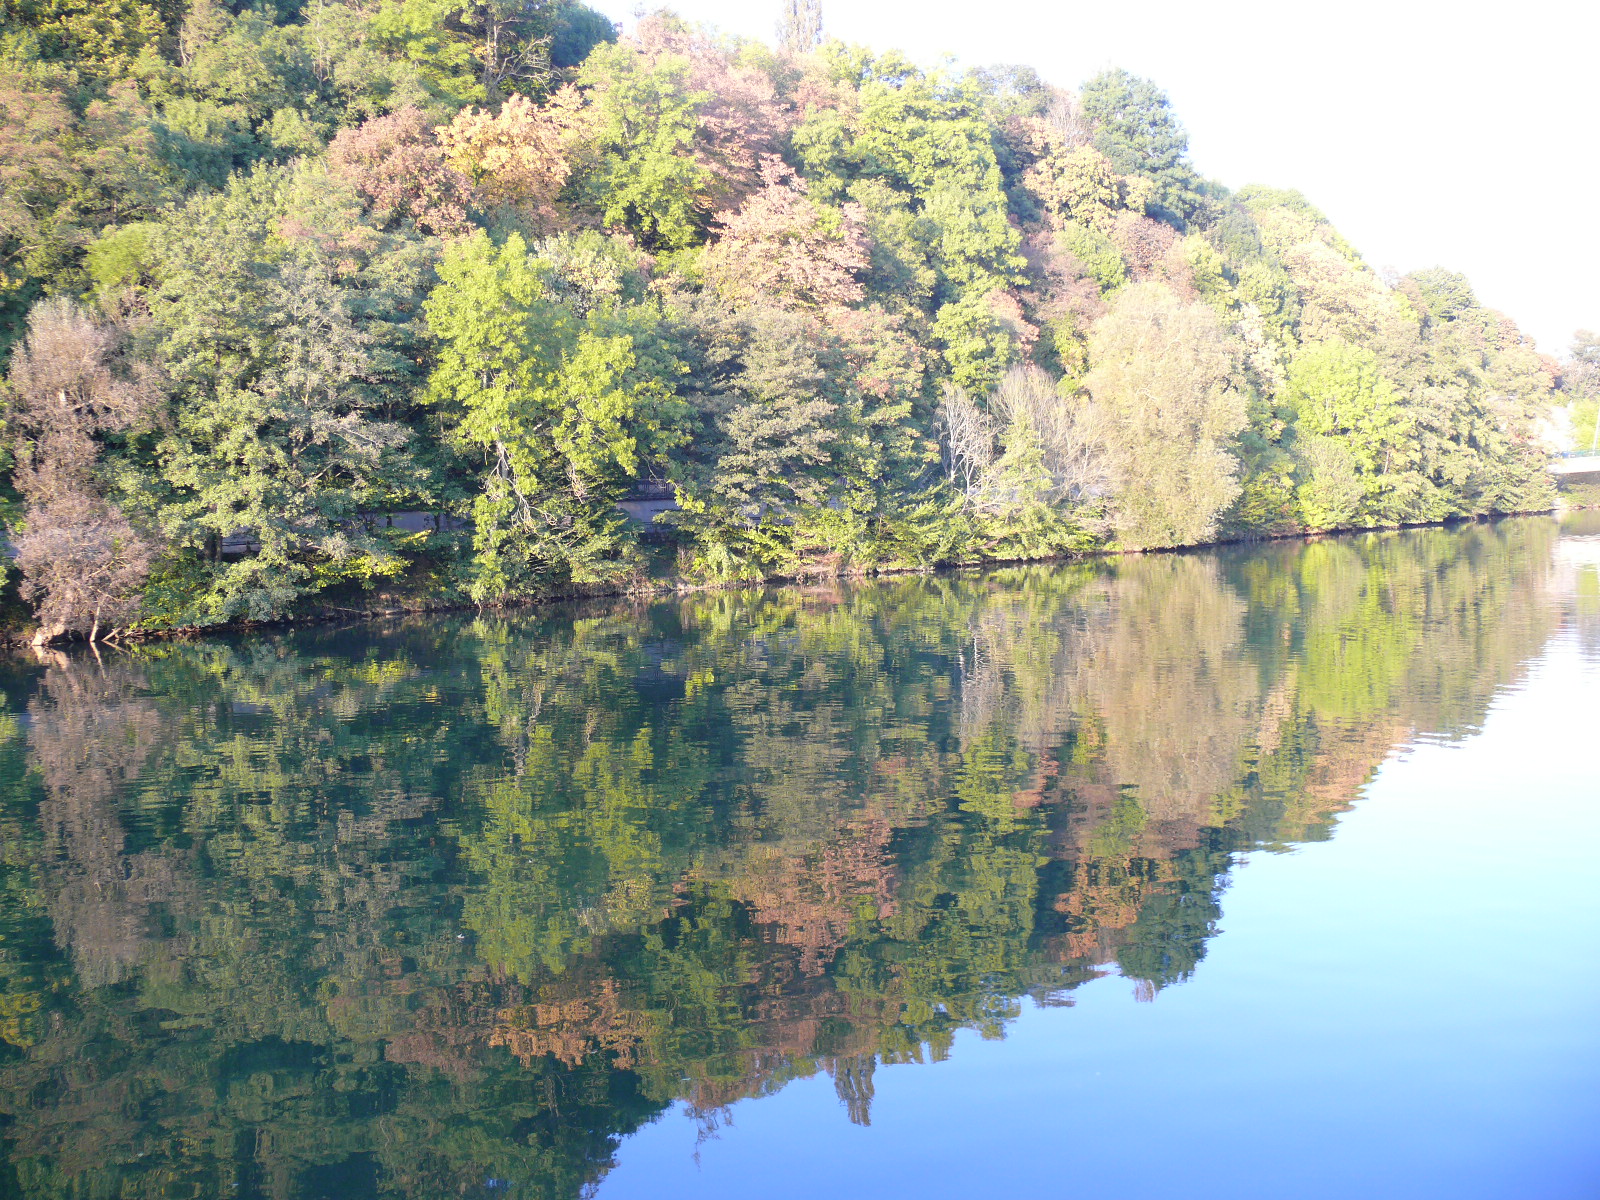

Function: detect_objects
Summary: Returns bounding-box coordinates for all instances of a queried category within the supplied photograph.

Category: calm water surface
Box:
[0,516,1596,1198]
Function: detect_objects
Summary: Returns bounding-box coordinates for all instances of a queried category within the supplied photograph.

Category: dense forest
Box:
[0,518,1568,1197]
[0,0,1581,639]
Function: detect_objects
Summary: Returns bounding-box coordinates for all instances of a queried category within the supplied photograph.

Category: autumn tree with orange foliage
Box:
[328,107,477,238]
[438,90,590,229]
[702,159,870,309]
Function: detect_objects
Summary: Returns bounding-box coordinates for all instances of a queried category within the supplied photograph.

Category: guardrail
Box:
[217,497,680,558]
[1550,454,1600,476]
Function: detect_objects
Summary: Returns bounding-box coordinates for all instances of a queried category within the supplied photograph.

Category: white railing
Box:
[1551,454,1600,476]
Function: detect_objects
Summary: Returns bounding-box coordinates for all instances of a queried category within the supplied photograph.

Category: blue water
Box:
[603,640,1600,1199]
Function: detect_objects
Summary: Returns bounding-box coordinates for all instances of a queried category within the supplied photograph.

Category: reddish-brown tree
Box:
[327,107,477,237]
[702,159,870,309]
[4,299,160,641]
[631,14,793,210]
[14,495,155,643]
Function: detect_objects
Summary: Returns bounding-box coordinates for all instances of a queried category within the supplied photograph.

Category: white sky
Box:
[595,0,1600,357]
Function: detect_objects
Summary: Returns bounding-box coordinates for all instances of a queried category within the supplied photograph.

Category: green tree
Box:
[1058,219,1126,294]
[1564,330,1600,452]
[1280,337,1414,528]
[571,39,710,249]
[138,167,433,623]
[793,58,1025,304]
[425,230,688,597]
[0,75,174,345]
[1399,266,1477,325]
[1078,68,1205,228]
[777,0,822,54]
[666,295,927,577]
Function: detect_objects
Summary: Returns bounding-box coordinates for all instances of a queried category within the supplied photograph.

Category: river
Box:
[0,514,1595,1198]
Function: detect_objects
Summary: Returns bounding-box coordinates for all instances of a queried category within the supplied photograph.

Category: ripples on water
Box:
[0,516,1595,1198]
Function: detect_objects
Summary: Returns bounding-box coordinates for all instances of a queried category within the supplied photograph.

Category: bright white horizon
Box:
[595,0,1599,358]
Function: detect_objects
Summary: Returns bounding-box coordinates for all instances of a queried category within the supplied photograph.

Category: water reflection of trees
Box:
[1558,510,1600,660]
[0,518,1561,1198]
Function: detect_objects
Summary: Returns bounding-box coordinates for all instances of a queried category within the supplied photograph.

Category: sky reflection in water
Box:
[0,514,1596,1199]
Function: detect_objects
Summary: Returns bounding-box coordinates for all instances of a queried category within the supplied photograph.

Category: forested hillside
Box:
[0,0,1563,638]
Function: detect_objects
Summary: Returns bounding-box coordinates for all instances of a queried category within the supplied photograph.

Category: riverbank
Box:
[13,505,1579,649]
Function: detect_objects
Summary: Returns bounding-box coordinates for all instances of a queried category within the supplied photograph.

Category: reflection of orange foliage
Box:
[679,989,891,1116]
[344,977,505,1081]
[30,663,179,988]
[1011,747,1061,809]
[492,979,654,1069]
[1053,865,1147,961]
[736,818,897,974]
[1280,720,1409,842]
[385,1026,486,1082]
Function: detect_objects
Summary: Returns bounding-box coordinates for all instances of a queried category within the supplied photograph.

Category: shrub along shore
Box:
[4,511,1565,648]
[0,1,1577,643]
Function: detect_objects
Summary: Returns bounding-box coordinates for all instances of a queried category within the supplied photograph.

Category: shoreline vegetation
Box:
[10,509,1573,648]
[3,0,1596,644]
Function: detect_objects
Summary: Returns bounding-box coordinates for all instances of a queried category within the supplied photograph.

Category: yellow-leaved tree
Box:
[1084,282,1249,548]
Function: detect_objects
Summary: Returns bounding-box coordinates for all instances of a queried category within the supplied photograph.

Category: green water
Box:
[0,515,1596,1199]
